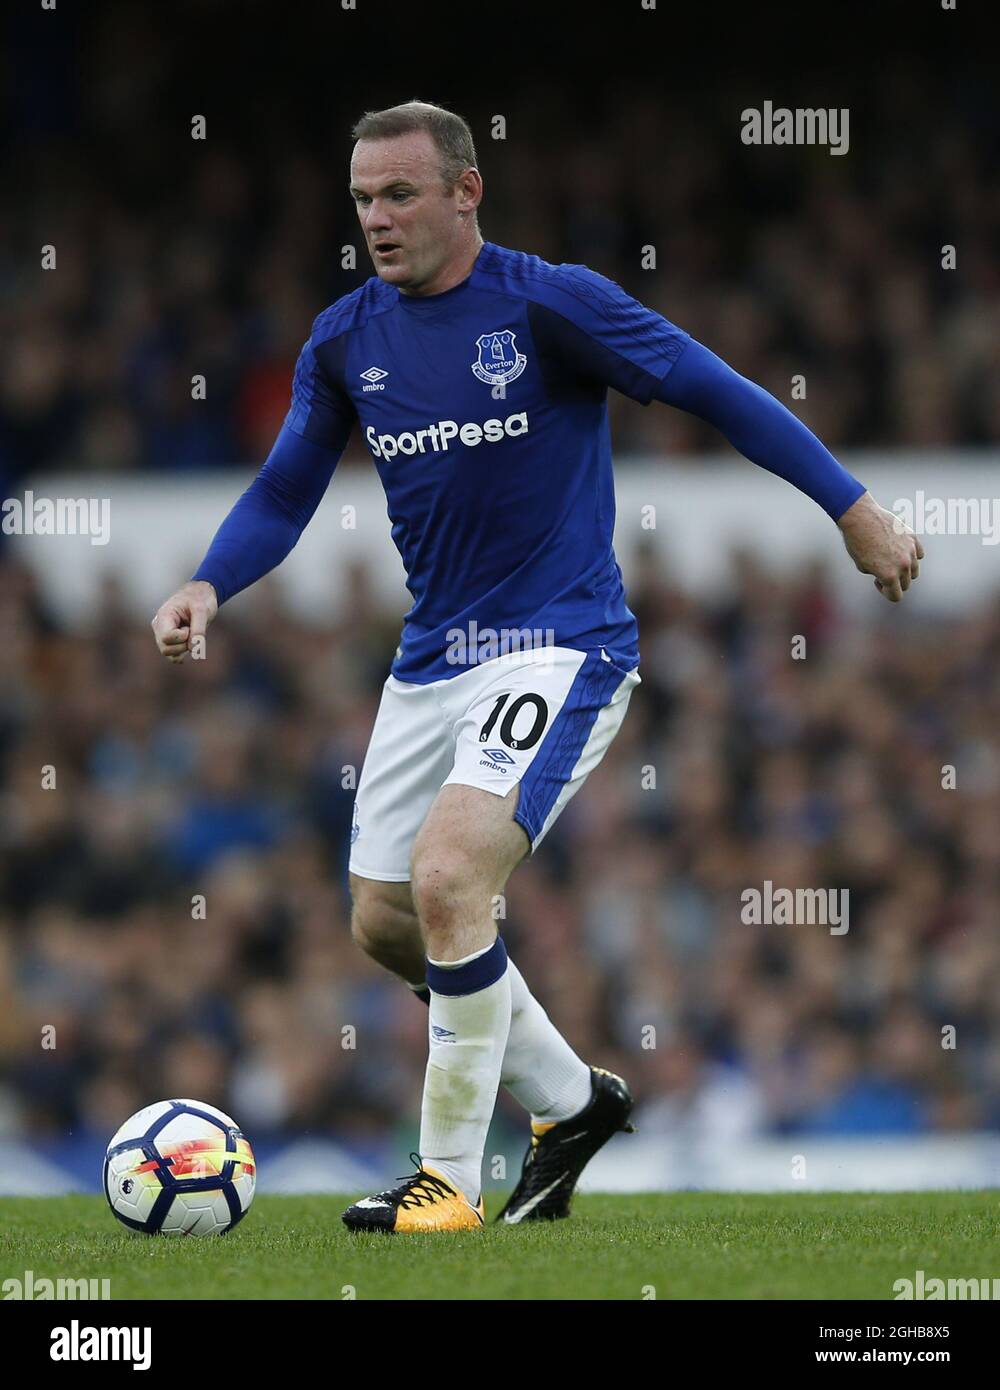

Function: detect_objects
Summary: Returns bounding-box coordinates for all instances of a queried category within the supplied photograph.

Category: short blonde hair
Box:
[352,100,478,189]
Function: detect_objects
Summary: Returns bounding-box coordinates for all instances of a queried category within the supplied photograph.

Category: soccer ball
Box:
[104,1098,256,1236]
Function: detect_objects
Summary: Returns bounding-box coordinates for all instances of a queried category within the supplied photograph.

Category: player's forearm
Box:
[190,488,304,605]
[191,423,343,603]
[653,339,865,520]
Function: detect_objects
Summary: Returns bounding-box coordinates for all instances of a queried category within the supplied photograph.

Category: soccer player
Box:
[152,101,923,1233]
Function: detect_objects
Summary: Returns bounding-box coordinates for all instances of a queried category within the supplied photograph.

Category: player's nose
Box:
[364,202,394,233]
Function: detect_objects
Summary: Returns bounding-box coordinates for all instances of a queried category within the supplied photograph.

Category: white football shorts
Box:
[347,645,641,881]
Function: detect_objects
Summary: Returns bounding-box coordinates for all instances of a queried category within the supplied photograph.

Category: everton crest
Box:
[471,330,527,387]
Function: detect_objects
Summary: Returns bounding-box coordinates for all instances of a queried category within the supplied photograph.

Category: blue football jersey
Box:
[285,241,690,682]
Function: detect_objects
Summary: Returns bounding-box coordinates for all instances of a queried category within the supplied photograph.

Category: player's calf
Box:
[348,872,425,984]
[403,785,526,1203]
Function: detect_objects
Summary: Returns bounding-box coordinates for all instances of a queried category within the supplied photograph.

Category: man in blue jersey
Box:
[152,101,923,1233]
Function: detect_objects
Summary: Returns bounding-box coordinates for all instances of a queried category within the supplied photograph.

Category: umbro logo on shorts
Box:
[481,748,516,765]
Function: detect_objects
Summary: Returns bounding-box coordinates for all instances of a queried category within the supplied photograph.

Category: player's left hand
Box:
[836,491,924,602]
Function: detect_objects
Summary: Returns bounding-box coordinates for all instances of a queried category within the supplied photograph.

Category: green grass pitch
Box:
[3,1192,998,1300]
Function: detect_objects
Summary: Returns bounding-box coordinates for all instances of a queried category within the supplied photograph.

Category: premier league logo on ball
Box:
[471,330,527,387]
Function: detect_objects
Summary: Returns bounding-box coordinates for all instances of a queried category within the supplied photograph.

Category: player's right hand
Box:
[151,580,218,664]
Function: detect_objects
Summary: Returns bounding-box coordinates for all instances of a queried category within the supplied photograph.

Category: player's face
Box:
[350,132,476,294]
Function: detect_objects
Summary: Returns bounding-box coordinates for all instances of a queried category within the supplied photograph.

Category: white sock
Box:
[420,940,512,1203]
[502,959,593,1123]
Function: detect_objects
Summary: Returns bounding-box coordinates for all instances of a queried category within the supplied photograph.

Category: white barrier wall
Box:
[4,1134,997,1196]
[5,452,999,625]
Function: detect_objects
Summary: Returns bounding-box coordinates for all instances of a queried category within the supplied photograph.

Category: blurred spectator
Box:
[1,25,996,493]
[2,11,996,1153]
[2,547,999,1144]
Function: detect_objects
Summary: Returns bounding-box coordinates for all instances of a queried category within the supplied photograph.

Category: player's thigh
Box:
[442,645,640,856]
[348,673,455,883]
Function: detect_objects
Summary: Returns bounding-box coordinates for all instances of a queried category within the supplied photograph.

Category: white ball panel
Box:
[162,1191,233,1236]
[155,1112,225,1149]
[106,1101,173,1149]
[232,1169,256,1211]
[169,1098,239,1128]
[106,1149,161,1228]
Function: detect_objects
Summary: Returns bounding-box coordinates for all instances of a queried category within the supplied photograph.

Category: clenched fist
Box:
[837,492,924,602]
[151,580,218,664]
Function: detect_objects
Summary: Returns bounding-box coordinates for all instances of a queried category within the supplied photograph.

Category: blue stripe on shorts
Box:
[513,650,630,847]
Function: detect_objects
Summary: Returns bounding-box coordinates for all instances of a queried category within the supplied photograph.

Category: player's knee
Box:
[410,845,482,937]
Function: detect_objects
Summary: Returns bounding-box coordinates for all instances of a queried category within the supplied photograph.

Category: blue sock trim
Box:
[426,937,508,997]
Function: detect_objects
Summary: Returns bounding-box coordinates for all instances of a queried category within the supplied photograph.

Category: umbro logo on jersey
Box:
[360,366,388,392]
[481,748,516,766]
[472,330,527,387]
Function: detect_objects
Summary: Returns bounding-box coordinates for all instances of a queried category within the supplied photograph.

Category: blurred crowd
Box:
[2,12,998,497]
[3,5,998,1169]
[2,546,999,1157]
